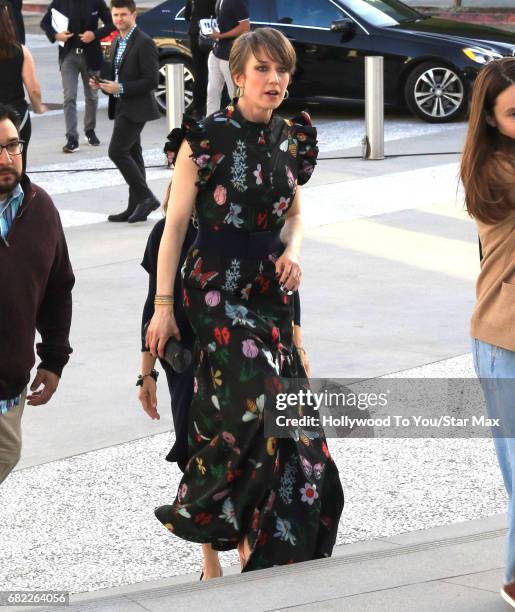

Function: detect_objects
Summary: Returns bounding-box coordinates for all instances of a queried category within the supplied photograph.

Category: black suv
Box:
[133,0,515,122]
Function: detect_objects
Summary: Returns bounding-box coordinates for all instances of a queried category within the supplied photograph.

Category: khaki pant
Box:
[0,391,26,485]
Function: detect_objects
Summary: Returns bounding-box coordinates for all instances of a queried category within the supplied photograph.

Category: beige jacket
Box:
[471,211,515,350]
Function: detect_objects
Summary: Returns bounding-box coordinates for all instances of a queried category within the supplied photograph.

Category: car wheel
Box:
[405,62,466,123]
[155,56,195,115]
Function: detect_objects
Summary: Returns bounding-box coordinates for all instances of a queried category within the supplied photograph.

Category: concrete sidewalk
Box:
[24,513,509,611]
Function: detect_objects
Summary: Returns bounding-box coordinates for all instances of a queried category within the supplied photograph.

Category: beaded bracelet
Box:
[136,369,159,386]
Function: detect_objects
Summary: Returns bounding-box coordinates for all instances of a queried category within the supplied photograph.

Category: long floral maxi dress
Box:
[155,101,344,571]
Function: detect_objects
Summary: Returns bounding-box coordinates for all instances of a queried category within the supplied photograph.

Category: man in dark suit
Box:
[90,0,160,223]
[5,0,25,44]
[185,0,216,118]
[41,0,115,153]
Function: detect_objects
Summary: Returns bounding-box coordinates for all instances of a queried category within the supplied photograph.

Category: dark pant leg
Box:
[189,34,209,114]
[19,113,31,172]
[130,137,146,183]
[128,136,148,207]
[108,114,153,203]
[163,362,194,473]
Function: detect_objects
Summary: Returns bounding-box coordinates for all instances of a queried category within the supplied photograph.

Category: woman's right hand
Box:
[146,306,181,359]
[34,103,48,114]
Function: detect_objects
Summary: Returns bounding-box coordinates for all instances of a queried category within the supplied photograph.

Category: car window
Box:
[248,0,270,22]
[275,0,344,28]
[343,0,421,26]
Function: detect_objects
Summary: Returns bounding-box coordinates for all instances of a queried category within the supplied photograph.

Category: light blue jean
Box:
[472,338,515,584]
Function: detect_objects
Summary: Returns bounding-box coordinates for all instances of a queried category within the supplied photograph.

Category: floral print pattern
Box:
[155,101,343,572]
[231,140,248,192]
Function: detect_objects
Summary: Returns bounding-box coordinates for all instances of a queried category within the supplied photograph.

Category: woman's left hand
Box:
[275,248,302,292]
[138,376,160,420]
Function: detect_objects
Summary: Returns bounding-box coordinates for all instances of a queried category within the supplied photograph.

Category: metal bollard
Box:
[363,56,384,160]
[165,63,185,133]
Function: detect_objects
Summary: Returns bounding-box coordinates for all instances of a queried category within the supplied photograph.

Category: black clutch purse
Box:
[143,322,193,374]
[163,337,193,373]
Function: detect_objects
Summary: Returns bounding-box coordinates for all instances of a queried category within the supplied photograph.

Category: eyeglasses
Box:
[0,140,25,156]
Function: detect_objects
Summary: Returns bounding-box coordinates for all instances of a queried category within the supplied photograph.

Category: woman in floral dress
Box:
[146,27,343,577]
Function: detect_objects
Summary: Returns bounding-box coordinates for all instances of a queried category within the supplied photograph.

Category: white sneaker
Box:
[501,582,515,608]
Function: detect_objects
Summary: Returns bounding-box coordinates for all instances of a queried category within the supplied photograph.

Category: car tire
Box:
[405,62,467,123]
[155,56,195,115]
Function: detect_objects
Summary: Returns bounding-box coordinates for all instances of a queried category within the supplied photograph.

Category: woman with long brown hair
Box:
[461,57,515,608]
[0,1,47,169]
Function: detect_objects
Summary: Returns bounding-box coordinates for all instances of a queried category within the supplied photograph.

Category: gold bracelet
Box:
[154,294,174,305]
[296,347,306,354]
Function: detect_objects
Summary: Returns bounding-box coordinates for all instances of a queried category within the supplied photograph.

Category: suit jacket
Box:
[107,27,160,124]
[40,0,115,71]
[5,0,25,44]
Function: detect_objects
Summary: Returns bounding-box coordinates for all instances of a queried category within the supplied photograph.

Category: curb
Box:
[23,3,46,13]
[22,3,151,15]
[416,6,515,24]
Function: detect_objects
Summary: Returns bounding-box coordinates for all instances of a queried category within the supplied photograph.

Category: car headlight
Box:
[463,47,503,64]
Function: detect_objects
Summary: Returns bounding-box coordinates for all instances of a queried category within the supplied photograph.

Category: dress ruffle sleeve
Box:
[163,114,225,188]
[289,111,319,186]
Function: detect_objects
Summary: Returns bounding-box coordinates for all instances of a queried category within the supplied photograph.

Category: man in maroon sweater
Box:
[0,104,75,485]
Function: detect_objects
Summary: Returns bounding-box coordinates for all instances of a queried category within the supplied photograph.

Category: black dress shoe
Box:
[107,207,134,222]
[127,196,160,223]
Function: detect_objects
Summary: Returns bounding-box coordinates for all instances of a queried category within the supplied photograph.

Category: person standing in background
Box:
[40,0,115,153]
[0,3,47,170]
[90,0,160,223]
[184,0,216,119]
[205,0,250,115]
[4,0,24,44]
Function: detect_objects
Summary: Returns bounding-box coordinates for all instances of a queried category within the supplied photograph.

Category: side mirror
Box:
[330,18,356,40]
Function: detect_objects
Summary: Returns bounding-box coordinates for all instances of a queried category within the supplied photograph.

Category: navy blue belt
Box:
[194,224,284,259]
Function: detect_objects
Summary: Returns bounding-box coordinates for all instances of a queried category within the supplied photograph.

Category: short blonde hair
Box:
[229,28,296,81]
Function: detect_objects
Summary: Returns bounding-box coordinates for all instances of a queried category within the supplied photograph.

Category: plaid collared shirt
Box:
[114,24,137,97]
[0,183,24,414]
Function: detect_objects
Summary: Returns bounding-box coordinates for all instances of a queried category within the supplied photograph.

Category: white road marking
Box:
[302,162,463,228]
[316,118,464,153]
[53,162,464,229]
[30,98,109,119]
[58,209,162,227]
[32,148,169,197]
[25,34,52,50]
